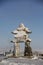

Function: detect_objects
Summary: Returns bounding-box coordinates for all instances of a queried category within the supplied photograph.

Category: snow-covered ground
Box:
[0,58,43,65]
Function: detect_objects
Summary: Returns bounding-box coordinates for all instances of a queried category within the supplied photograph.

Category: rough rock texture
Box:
[24,41,32,56]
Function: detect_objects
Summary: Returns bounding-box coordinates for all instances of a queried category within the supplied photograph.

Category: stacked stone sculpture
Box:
[11,23,32,57]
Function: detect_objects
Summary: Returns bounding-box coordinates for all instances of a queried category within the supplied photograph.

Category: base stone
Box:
[14,42,20,57]
[24,41,33,57]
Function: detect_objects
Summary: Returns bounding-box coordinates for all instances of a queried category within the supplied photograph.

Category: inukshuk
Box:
[11,23,32,57]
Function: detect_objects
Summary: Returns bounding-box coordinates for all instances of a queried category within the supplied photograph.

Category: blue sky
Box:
[0,0,43,50]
